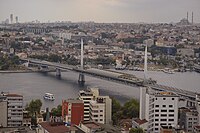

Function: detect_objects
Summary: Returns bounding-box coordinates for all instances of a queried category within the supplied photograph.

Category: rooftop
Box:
[39,122,70,133]
[133,119,148,125]
[62,99,84,104]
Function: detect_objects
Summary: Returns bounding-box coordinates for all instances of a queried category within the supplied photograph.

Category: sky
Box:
[0,0,200,23]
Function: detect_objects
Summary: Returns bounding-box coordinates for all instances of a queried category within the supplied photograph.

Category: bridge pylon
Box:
[56,68,61,77]
[78,73,85,86]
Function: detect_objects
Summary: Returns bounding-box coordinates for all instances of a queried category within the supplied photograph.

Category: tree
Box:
[51,105,62,117]
[129,128,145,133]
[111,97,122,125]
[122,99,139,118]
[26,99,42,116]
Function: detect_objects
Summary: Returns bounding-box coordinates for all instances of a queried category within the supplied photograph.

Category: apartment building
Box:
[6,94,23,127]
[62,99,84,125]
[0,93,23,127]
[180,107,199,132]
[89,100,105,124]
[78,87,99,121]
[0,95,7,127]
[140,87,179,133]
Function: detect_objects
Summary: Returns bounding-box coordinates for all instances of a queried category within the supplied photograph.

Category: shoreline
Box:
[0,70,35,73]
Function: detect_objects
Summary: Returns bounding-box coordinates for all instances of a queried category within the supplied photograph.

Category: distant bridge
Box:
[20,58,200,104]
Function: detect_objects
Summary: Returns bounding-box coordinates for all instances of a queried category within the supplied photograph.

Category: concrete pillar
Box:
[56,68,61,77]
[78,73,85,86]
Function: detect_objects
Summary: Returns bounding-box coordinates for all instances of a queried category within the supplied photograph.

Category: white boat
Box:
[163,68,175,74]
[43,93,55,101]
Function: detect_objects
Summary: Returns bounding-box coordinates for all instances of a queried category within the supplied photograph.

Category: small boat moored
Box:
[162,68,175,74]
[43,93,55,101]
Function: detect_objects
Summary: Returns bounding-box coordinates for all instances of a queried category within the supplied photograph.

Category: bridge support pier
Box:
[78,73,85,86]
[56,68,61,77]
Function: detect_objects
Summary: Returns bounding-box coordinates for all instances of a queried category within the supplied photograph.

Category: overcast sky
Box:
[0,0,200,23]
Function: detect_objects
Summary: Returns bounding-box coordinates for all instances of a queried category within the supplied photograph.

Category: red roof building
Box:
[62,99,84,126]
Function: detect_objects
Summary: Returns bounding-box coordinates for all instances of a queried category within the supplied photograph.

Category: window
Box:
[155,110,159,112]
[169,114,174,117]
[155,123,159,126]
[169,119,174,121]
[155,119,159,121]
[155,105,159,107]
[161,114,167,117]
[163,98,166,100]
[161,119,167,121]
[155,114,159,117]
[169,105,173,107]
[100,110,103,112]
[162,105,166,107]
[172,98,174,100]
[169,110,174,112]
[161,110,167,112]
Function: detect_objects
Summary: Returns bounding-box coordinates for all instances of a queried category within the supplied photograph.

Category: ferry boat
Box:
[43,93,55,101]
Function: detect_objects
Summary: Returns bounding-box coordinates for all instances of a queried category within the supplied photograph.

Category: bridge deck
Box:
[22,58,199,100]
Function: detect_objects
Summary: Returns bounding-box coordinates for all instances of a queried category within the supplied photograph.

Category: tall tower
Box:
[192,12,194,24]
[10,14,13,24]
[187,12,189,22]
[15,16,18,23]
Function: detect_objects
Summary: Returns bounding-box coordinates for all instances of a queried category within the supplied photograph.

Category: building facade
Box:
[78,87,99,121]
[62,99,84,126]
[180,107,199,132]
[140,87,179,133]
[6,94,23,127]
[0,96,7,127]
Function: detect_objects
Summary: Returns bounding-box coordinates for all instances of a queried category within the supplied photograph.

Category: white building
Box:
[89,100,105,124]
[89,96,112,124]
[79,87,99,121]
[6,94,23,127]
[0,96,7,127]
[140,87,179,133]
[79,87,112,124]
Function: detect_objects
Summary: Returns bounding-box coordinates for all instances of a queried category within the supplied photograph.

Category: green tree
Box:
[26,99,42,116]
[112,97,122,125]
[129,128,145,133]
[51,105,62,116]
[122,99,139,118]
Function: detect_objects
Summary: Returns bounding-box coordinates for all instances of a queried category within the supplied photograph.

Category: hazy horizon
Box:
[0,0,200,23]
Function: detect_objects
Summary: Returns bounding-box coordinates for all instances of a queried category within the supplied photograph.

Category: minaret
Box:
[144,44,148,83]
[81,39,84,70]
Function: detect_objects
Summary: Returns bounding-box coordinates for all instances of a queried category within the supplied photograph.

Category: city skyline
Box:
[0,0,200,23]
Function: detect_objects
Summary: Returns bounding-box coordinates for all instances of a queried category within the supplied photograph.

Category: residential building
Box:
[160,126,176,133]
[140,87,179,133]
[132,118,148,132]
[0,93,23,127]
[90,96,112,124]
[62,99,84,126]
[89,100,105,124]
[0,95,7,127]
[79,121,121,133]
[6,93,23,127]
[22,111,31,127]
[193,125,200,133]
[78,87,99,121]
[180,107,199,132]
